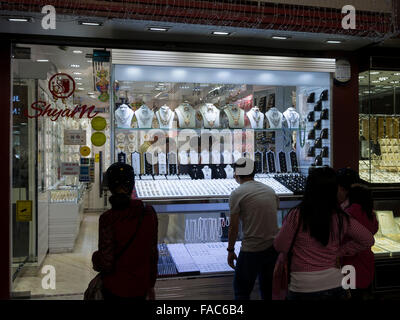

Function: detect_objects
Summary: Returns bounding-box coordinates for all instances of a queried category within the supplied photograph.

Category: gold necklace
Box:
[228,106,241,126]
[182,105,192,126]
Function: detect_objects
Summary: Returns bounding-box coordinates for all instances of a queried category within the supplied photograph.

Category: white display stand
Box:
[48,194,85,253]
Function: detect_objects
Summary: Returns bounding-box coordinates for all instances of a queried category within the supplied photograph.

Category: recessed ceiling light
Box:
[8,17,30,22]
[73,50,83,54]
[371,80,380,83]
[359,76,365,79]
[79,21,102,26]
[87,92,95,95]
[148,27,169,32]
[70,64,80,68]
[394,73,400,76]
[379,77,389,81]
[76,82,83,85]
[87,60,92,63]
[74,77,82,80]
[272,36,289,40]
[211,31,230,36]
[326,40,342,44]
[36,59,49,62]
[77,87,84,91]
[370,71,380,75]
[73,72,82,75]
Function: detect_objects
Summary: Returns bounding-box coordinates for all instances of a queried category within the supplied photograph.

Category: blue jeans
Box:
[288,287,349,301]
[233,245,278,300]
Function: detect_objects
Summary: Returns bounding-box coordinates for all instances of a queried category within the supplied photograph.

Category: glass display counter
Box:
[47,183,87,253]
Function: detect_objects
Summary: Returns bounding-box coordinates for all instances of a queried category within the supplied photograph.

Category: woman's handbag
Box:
[272,210,301,300]
[84,207,146,300]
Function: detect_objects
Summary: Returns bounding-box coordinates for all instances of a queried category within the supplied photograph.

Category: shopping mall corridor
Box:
[13,212,100,300]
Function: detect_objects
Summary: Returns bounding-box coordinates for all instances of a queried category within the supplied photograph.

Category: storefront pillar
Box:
[332,57,359,171]
[0,40,11,300]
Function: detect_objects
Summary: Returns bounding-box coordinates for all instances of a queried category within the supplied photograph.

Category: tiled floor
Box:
[12,212,100,300]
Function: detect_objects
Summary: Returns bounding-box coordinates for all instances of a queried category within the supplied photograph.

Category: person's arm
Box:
[227,213,240,269]
[92,215,115,273]
[147,207,159,300]
[338,215,375,257]
[273,210,298,254]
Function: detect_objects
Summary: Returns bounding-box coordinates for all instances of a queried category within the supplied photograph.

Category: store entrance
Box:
[11,44,111,298]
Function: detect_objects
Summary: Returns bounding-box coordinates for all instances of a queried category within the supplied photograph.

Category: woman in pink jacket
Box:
[342,184,379,299]
[274,167,375,300]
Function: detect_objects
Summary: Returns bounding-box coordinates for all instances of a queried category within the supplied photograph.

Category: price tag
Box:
[158,152,167,175]
[189,150,199,164]
[201,150,210,164]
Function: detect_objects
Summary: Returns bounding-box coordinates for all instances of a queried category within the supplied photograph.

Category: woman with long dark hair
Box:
[92,163,158,300]
[342,184,378,300]
[274,167,374,300]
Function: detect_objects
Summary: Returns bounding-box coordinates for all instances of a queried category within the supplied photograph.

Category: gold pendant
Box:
[234,119,239,125]
[209,121,214,127]
[185,119,190,126]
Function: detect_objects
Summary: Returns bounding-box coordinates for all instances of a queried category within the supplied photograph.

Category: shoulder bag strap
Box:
[114,204,147,261]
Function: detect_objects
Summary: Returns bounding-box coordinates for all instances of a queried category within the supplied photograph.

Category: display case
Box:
[109,52,334,294]
[359,69,400,184]
[47,182,86,253]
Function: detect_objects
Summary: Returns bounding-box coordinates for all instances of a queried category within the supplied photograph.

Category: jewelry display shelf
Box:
[135,177,293,201]
[115,127,302,132]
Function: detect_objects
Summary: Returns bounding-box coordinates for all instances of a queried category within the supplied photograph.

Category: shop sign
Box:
[61,162,79,175]
[16,200,32,222]
[25,102,99,122]
[23,72,100,121]
[64,130,86,145]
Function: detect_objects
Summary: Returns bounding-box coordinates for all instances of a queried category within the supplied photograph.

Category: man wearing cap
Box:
[227,158,279,300]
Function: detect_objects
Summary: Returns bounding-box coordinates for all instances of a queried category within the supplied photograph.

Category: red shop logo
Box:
[48,73,75,102]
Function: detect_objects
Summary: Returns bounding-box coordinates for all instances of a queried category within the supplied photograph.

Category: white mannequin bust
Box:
[247,106,264,129]
[200,103,220,129]
[175,102,196,128]
[156,105,174,129]
[135,104,154,128]
[283,107,300,129]
[115,104,134,128]
[265,107,285,129]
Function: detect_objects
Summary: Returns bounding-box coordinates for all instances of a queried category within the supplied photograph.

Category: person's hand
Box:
[146,287,155,300]
[227,252,238,269]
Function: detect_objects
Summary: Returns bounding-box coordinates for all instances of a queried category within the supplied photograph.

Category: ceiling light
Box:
[379,77,389,81]
[76,82,83,85]
[87,60,92,63]
[370,71,380,75]
[87,92,95,95]
[79,21,102,26]
[326,40,342,44]
[74,77,82,80]
[394,73,400,76]
[371,80,380,83]
[77,87,84,91]
[148,27,169,32]
[70,64,80,68]
[272,36,289,40]
[7,17,30,22]
[36,59,49,62]
[73,72,82,75]
[211,31,230,36]
[73,50,83,54]
[359,76,365,79]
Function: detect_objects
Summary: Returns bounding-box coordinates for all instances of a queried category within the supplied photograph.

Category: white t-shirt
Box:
[229,180,279,252]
